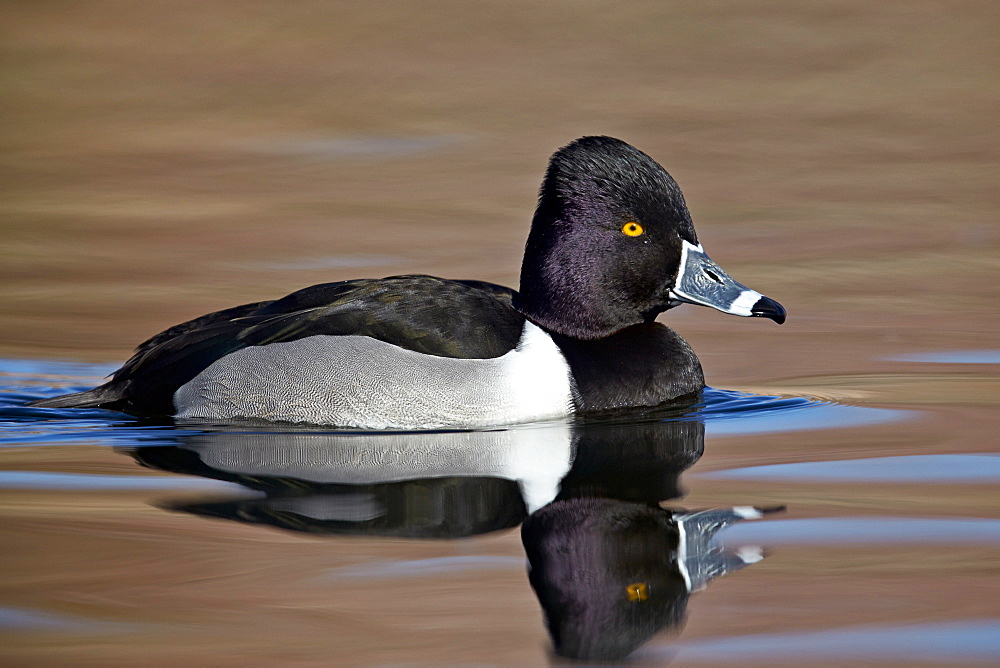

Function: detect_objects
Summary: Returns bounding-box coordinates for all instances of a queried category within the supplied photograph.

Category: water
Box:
[651,620,1000,664]
[3,357,998,663]
[885,350,1000,365]
[4,3,998,663]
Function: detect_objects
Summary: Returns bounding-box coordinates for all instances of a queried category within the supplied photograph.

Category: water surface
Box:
[3,3,998,663]
[3,356,998,663]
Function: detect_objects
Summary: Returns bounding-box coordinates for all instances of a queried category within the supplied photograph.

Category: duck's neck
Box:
[517,224,657,340]
[514,291,632,341]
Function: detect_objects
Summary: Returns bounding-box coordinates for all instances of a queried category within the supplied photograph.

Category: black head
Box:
[517,136,784,339]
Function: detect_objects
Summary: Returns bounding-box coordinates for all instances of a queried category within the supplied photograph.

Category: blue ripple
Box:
[886,350,1000,364]
[0,606,129,633]
[698,454,1000,483]
[714,517,1000,546]
[694,388,911,436]
[650,619,1000,663]
[0,471,255,493]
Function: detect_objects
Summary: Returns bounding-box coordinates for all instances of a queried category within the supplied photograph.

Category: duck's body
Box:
[32,137,784,427]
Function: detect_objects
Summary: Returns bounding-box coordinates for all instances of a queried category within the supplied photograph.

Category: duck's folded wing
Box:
[241,275,520,357]
[30,276,524,416]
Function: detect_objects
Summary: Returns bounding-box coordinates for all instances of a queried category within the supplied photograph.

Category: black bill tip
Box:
[751,296,786,325]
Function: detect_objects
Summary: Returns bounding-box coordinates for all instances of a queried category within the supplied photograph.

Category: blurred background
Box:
[2,2,998,665]
[3,1,996,380]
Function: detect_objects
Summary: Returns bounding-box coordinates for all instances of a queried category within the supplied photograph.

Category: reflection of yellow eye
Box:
[622,221,644,237]
[626,582,649,602]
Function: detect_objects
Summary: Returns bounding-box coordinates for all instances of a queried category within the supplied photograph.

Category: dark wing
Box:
[30,275,525,415]
[239,275,519,356]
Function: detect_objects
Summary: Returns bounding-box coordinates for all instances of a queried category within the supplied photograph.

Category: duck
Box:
[30,136,785,428]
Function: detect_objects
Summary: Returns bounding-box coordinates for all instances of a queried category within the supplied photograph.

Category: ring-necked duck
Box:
[31,136,785,428]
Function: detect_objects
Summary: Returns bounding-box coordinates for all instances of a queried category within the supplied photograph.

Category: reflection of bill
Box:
[123,413,781,660]
[516,417,781,661]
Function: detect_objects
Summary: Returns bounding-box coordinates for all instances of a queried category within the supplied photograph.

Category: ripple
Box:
[698,453,1000,483]
[886,349,1000,364]
[0,470,256,493]
[0,606,130,633]
[712,516,1000,546]
[694,388,911,436]
[649,619,1000,663]
[0,357,112,379]
[327,555,525,579]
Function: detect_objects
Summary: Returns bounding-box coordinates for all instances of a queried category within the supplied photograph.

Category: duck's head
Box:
[517,136,785,339]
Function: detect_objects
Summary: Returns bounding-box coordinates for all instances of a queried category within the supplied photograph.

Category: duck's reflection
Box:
[122,413,779,661]
[129,421,574,536]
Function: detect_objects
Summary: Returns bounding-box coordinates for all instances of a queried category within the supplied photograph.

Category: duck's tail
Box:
[28,385,123,409]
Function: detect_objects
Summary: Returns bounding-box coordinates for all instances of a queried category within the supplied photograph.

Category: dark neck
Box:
[514,288,649,340]
[550,323,705,412]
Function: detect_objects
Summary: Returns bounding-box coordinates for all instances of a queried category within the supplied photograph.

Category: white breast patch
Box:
[173,321,576,429]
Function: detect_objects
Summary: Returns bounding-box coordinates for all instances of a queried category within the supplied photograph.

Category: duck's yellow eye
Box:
[622,221,644,237]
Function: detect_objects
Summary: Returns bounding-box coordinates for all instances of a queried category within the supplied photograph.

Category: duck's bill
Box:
[667,240,786,324]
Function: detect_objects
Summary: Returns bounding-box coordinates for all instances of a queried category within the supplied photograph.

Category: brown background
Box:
[2,1,998,665]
